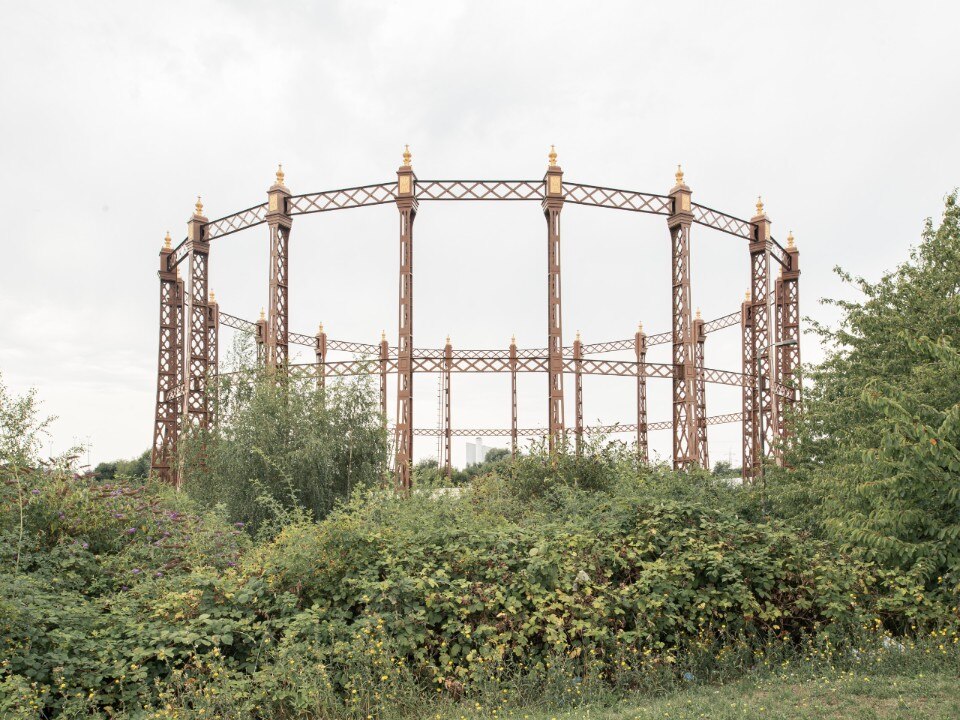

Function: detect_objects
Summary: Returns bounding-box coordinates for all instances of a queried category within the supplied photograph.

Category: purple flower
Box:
[234,522,245,528]
[82,542,89,550]
[155,571,163,578]
[127,528,137,535]
[31,489,40,496]
[132,568,141,575]
[227,562,236,567]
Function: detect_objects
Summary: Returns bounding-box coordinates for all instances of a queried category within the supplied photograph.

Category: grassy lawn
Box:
[434,670,960,720]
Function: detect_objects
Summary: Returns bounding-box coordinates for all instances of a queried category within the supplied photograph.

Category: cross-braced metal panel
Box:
[695,323,709,468]
[266,223,290,368]
[151,269,182,484]
[564,184,673,214]
[544,200,565,450]
[289,183,398,215]
[394,189,417,490]
[670,220,697,468]
[219,312,257,333]
[204,204,269,240]
[690,204,752,239]
[166,239,190,272]
[184,248,210,430]
[750,241,776,462]
[703,311,740,333]
[416,180,543,201]
[741,302,757,480]
[636,333,648,462]
[408,412,742,438]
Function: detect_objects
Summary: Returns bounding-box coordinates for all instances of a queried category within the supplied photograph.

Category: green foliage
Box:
[770,192,960,583]
[95,448,151,480]
[180,337,388,530]
[414,447,513,486]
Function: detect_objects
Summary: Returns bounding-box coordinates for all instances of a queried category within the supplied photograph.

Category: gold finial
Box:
[511,334,516,345]
[675,164,684,186]
[745,290,752,302]
[318,322,324,335]
[259,308,266,321]
[402,144,412,167]
[276,164,285,187]
[381,329,386,342]
[755,195,764,216]
[195,196,203,216]
[548,145,558,167]
[638,321,644,334]
[576,330,581,342]
[787,230,795,248]
[695,308,702,320]
[209,290,216,303]
[163,231,171,250]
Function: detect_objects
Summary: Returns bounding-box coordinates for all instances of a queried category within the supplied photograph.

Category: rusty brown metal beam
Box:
[394,148,417,491]
[668,168,697,469]
[150,233,183,485]
[543,148,566,453]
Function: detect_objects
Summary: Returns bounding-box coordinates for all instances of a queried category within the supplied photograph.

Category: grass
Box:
[431,668,960,720]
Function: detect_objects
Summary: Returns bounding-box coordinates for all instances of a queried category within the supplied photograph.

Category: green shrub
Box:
[180,337,388,530]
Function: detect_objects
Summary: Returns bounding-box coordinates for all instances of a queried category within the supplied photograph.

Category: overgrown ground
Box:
[451,671,960,720]
[2,196,960,717]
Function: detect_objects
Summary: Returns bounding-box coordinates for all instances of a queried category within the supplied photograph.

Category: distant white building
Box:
[465,437,492,466]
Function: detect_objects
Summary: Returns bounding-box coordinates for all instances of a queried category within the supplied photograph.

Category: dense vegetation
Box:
[1,195,958,718]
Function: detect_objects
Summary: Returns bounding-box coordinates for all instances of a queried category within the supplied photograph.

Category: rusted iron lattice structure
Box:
[151,149,801,489]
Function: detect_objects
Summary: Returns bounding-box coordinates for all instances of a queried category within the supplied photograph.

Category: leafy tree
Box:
[180,338,388,531]
[772,192,960,581]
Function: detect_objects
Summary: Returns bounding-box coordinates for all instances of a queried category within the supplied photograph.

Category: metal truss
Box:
[152,157,801,487]
[544,162,566,451]
[690,204,752,239]
[266,187,291,368]
[410,412,743,438]
[417,180,543,201]
[151,245,183,486]
[205,203,269,240]
[289,183,397,214]
[563,183,673,214]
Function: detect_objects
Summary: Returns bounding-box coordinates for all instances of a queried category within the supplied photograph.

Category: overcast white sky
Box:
[1,1,958,468]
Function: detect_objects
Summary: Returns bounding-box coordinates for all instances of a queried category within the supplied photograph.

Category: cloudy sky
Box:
[1,1,957,468]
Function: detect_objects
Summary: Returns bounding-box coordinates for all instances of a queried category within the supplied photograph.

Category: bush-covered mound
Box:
[2,458,957,718]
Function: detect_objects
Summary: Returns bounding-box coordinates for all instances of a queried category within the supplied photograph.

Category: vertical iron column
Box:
[635,323,648,463]
[510,335,518,459]
[777,232,802,445]
[394,148,418,490]
[573,332,584,455]
[749,198,776,466]
[443,336,452,478]
[379,331,389,423]
[741,291,756,481]
[151,233,183,484]
[266,166,292,370]
[542,147,565,452]
[175,272,185,443]
[207,291,219,427]
[183,198,210,434]
[694,310,709,469]
[255,310,266,365]
[668,168,697,468]
[315,323,327,391]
